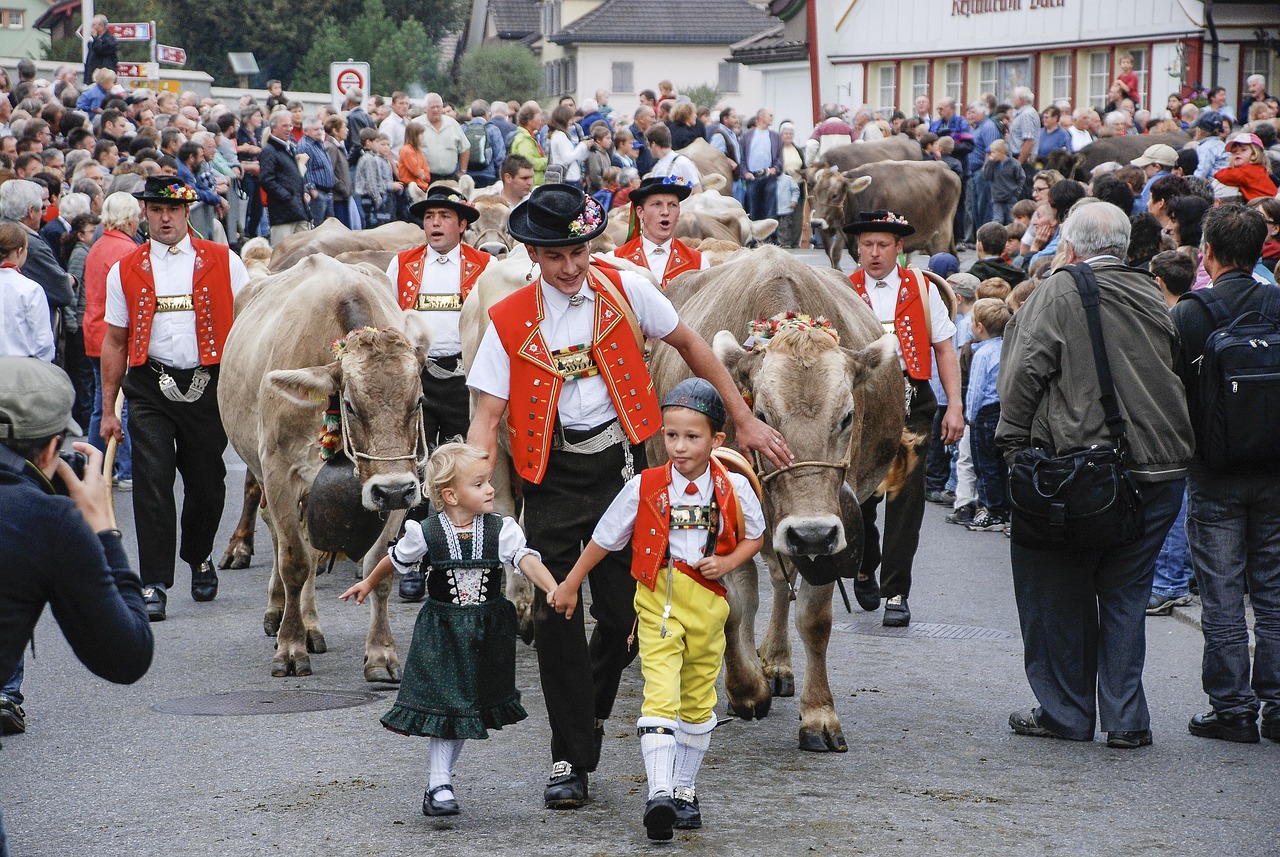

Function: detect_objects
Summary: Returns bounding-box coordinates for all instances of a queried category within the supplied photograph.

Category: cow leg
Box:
[363,513,403,683]
[493,452,535,645]
[262,503,285,637]
[301,556,326,654]
[722,552,771,720]
[824,229,844,270]
[795,578,846,753]
[757,549,796,699]
[219,471,262,569]
[261,474,314,677]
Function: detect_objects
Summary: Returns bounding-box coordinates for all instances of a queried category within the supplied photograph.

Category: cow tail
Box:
[874,428,928,500]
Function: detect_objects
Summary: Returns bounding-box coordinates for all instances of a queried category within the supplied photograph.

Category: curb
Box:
[1166,595,1256,655]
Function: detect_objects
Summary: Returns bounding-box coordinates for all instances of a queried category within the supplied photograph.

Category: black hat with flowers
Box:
[133,176,199,204]
[841,209,916,237]
[508,184,608,247]
[408,181,480,224]
[628,175,693,205]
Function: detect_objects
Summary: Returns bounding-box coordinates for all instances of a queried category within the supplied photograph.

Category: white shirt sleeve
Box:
[104,261,127,328]
[388,520,428,574]
[384,255,400,285]
[729,473,766,540]
[590,475,642,551]
[498,516,540,571]
[29,288,55,361]
[617,271,679,340]
[228,251,250,298]
[699,253,712,271]
[465,322,511,400]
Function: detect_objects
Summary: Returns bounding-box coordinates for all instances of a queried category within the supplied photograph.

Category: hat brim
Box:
[842,221,915,237]
[629,183,691,205]
[408,197,479,223]
[508,198,609,247]
[1130,156,1173,168]
[132,193,196,204]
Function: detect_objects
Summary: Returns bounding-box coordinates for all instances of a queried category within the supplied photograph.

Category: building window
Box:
[877,65,896,117]
[541,1,552,35]
[1087,51,1109,111]
[911,62,928,101]
[1051,54,1072,105]
[718,62,739,94]
[566,57,577,94]
[0,9,24,28]
[944,60,962,104]
[612,62,633,94]
[1243,46,1271,83]
[978,59,997,99]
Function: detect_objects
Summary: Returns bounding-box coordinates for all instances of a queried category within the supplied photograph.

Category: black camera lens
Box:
[58,450,88,481]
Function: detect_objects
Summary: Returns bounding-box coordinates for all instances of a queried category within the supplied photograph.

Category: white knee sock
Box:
[674,716,715,790]
[428,737,465,797]
[638,716,678,799]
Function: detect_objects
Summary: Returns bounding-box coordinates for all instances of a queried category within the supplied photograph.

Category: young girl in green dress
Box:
[341,442,557,817]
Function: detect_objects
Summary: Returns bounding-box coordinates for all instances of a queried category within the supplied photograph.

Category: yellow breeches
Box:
[634,566,730,724]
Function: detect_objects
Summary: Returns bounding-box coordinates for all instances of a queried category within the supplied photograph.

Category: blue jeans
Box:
[744,174,778,222]
[969,405,1007,516]
[1,659,21,705]
[1186,464,1280,718]
[1151,489,1192,598]
[967,171,992,232]
[88,360,131,479]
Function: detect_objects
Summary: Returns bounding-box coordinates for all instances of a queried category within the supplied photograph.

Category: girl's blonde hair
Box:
[425,442,490,508]
[1231,141,1266,166]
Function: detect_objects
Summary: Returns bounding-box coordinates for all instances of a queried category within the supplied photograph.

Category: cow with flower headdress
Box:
[647,244,909,752]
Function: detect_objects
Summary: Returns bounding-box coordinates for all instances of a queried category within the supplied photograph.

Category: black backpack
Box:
[464,123,491,170]
[1183,284,1280,472]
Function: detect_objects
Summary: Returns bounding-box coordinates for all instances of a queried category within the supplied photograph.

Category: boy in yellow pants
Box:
[549,378,764,840]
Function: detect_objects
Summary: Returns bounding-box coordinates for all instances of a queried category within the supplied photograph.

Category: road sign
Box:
[157,45,187,66]
[116,62,158,79]
[330,61,370,109]
[108,22,152,41]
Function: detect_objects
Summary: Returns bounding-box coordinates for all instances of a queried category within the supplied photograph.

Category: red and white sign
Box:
[329,61,371,109]
[116,62,158,79]
[107,22,152,41]
[156,45,187,66]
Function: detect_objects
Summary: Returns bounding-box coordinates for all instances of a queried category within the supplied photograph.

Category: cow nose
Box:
[370,480,417,510]
[479,242,509,257]
[785,522,839,556]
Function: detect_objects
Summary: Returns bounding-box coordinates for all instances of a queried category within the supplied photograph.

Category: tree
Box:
[456,45,542,104]
[293,0,440,95]
[679,83,721,111]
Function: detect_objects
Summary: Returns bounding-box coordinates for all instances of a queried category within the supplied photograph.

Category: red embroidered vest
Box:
[396,244,491,310]
[614,234,702,290]
[631,459,742,597]
[119,239,235,368]
[849,265,933,380]
[488,263,659,484]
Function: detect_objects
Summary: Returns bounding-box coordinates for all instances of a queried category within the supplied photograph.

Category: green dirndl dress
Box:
[380,512,527,740]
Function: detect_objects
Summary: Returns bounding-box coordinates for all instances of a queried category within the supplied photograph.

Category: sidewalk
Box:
[1168,595,1257,653]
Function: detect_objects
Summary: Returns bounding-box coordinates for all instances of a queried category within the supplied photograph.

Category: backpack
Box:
[464,123,491,170]
[1183,284,1280,472]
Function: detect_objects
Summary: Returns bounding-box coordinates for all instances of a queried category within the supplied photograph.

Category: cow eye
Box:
[839,410,854,431]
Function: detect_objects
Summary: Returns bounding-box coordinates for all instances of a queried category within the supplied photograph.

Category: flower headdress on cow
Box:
[626,175,692,242]
[743,312,840,351]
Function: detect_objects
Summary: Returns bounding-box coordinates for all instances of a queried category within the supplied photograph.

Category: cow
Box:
[268,218,422,272]
[814,136,923,171]
[678,138,735,196]
[648,245,907,752]
[464,194,515,258]
[807,160,961,269]
[601,193,777,250]
[1044,132,1190,182]
[218,255,431,679]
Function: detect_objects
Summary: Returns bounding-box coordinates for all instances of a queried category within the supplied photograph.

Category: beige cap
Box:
[1130,144,1178,168]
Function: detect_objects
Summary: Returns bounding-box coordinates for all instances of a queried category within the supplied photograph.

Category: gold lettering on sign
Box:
[414,293,463,311]
[155,294,194,312]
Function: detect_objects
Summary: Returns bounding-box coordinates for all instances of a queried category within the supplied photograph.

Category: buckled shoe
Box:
[142,586,167,622]
[544,761,588,809]
[853,573,880,611]
[672,785,702,830]
[882,595,910,627]
[643,792,677,841]
[423,784,459,816]
[191,557,218,602]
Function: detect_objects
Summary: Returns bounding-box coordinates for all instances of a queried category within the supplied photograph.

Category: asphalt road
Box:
[4,247,1278,856]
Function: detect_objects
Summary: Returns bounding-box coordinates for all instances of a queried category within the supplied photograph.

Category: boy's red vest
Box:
[488,263,658,484]
[632,458,743,597]
[118,239,234,368]
[396,244,491,311]
[614,234,702,289]
[848,265,934,380]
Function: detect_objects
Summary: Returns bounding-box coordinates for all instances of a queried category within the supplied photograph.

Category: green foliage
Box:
[679,83,721,111]
[293,0,440,95]
[456,45,542,104]
[382,0,468,42]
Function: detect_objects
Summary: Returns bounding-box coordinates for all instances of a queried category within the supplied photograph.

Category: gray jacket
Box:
[996,258,1193,482]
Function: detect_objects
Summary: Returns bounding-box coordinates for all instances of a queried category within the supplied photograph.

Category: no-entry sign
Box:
[330,62,371,109]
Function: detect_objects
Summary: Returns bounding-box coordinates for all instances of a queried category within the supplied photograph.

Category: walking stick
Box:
[101,390,124,528]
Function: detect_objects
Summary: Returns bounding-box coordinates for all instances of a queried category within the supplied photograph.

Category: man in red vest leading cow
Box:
[467,184,789,810]
[845,210,962,627]
[99,176,251,622]
[613,176,710,289]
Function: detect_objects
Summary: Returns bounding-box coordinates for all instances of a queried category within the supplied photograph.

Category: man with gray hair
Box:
[0,180,74,324]
[1240,73,1270,122]
[966,102,999,236]
[998,201,1193,749]
[1007,86,1040,192]
[489,100,518,147]
[83,14,118,86]
[412,93,469,182]
[343,88,375,168]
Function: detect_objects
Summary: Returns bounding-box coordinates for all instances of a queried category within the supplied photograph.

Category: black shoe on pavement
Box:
[672,786,702,830]
[644,793,677,841]
[422,784,460,816]
[1008,708,1073,740]
[945,504,976,526]
[1106,729,1153,749]
[1145,591,1192,616]
[882,595,910,627]
[544,761,588,809]
[399,568,425,602]
[925,489,956,506]
[190,557,218,602]
[0,698,26,735]
[142,586,167,622]
[1188,710,1260,743]
[853,574,880,611]
[967,510,1008,532]
[1262,717,1279,742]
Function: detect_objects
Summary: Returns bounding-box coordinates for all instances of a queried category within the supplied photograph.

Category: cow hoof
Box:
[826,728,848,753]
[769,675,795,698]
[263,612,282,637]
[218,546,252,570]
[306,629,327,654]
[730,697,773,720]
[364,664,401,683]
[271,656,311,678]
[799,728,830,752]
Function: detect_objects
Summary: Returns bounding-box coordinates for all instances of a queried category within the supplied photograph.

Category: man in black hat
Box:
[613,177,710,289]
[385,182,491,601]
[844,210,962,627]
[99,177,251,622]
[467,183,789,810]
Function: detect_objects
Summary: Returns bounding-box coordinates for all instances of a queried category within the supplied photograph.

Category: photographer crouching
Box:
[0,357,154,857]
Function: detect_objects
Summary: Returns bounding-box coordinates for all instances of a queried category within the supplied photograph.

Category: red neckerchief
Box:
[0,262,20,270]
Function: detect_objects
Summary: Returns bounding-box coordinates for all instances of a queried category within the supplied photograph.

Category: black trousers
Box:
[859,378,937,601]
[522,428,644,771]
[122,362,229,588]
[420,357,470,449]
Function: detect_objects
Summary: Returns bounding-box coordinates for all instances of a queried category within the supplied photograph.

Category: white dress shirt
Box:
[648,153,702,188]
[385,244,463,357]
[641,237,712,277]
[379,113,408,156]
[863,267,957,372]
[0,267,55,361]
[592,466,765,558]
[468,269,679,430]
[104,236,251,369]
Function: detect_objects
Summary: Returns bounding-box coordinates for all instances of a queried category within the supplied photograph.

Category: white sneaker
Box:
[114,478,133,491]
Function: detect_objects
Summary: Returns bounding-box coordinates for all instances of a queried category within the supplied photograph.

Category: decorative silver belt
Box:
[158,365,211,403]
[553,420,627,455]
[425,358,466,380]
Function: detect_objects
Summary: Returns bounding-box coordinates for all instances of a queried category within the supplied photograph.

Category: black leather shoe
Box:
[0,698,25,735]
[142,586,167,622]
[190,557,218,602]
[422,784,459,816]
[1261,717,1279,742]
[882,595,910,627]
[672,786,702,830]
[399,568,425,602]
[1008,708,1073,740]
[853,573,880,611]
[1189,710,1259,743]
[644,793,677,841]
[1106,729,1153,749]
[544,761,588,809]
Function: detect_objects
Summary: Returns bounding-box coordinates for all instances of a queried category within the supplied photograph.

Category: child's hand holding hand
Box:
[547,581,579,619]
[693,555,733,581]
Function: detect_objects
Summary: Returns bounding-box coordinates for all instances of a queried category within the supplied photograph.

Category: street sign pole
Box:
[82,0,94,63]
[149,20,159,87]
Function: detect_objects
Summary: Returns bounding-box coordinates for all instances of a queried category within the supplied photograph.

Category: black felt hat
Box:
[508,184,608,247]
[662,378,727,427]
[408,181,480,223]
[841,209,916,237]
[628,175,693,206]
[132,176,198,204]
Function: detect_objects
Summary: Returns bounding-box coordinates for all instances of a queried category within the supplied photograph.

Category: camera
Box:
[59,450,88,480]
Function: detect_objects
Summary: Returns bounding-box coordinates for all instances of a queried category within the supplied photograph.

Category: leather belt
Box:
[155,294,194,313]
[553,419,625,454]
[424,353,465,380]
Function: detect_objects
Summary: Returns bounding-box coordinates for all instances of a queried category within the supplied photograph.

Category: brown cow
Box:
[268,218,422,272]
[815,136,923,171]
[648,246,907,751]
[218,255,431,679]
[678,137,735,196]
[807,160,960,269]
[1044,132,1190,181]
[464,194,515,258]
